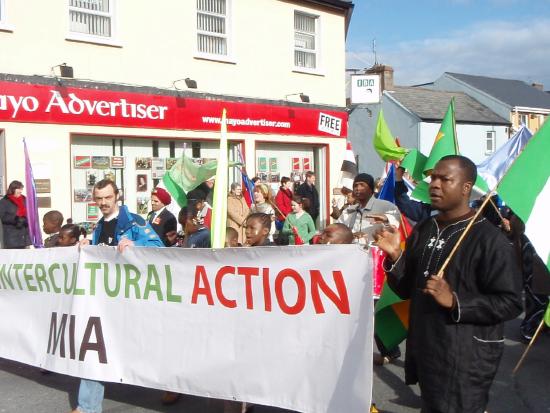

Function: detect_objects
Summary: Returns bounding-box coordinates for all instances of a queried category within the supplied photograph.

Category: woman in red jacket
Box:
[274,176,293,221]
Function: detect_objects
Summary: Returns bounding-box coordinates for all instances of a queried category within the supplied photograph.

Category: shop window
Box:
[68,0,115,43]
[485,131,496,155]
[294,11,319,71]
[196,0,231,59]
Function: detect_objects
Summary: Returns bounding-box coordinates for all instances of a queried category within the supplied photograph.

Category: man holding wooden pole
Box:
[374,155,523,413]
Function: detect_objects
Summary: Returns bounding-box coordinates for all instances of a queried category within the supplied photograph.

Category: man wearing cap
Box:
[148,187,178,246]
[338,173,401,245]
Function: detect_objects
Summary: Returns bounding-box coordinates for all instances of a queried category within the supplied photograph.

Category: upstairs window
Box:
[294,12,319,70]
[0,0,13,31]
[197,0,229,57]
[69,0,113,39]
[485,131,496,155]
[518,113,528,127]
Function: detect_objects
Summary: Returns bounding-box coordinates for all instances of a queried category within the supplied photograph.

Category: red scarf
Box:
[8,194,27,217]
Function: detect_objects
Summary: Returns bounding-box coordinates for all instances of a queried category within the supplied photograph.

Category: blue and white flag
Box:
[477,126,532,189]
[378,163,395,203]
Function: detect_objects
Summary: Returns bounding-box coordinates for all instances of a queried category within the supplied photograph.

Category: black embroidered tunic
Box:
[385,212,523,413]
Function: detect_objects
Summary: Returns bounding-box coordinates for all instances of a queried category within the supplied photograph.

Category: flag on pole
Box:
[375,164,412,348]
[339,141,358,190]
[23,139,43,248]
[410,98,460,203]
[210,109,229,248]
[163,149,239,208]
[375,286,410,349]
[373,110,408,162]
[378,163,396,202]
[423,98,458,173]
[497,119,550,270]
[477,125,532,189]
[236,146,255,207]
[544,302,550,327]
[400,148,428,183]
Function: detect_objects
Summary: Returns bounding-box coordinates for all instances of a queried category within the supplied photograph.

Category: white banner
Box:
[0,245,373,413]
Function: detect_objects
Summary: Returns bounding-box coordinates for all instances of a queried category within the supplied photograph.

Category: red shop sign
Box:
[0,81,347,138]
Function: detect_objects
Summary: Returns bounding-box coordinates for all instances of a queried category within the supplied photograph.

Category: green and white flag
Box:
[498,119,550,270]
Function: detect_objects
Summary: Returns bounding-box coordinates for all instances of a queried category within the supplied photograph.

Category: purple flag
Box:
[23,139,43,248]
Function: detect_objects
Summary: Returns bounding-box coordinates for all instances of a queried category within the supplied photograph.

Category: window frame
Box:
[485,130,496,155]
[66,0,121,47]
[518,113,528,128]
[194,0,235,64]
[292,10,322,76]
[0,0,15,32]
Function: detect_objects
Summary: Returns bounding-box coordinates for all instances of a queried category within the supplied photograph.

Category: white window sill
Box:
[292,67,325,77]
[66,33,122,48]
[194,53,236,65]
[0,22,15,32]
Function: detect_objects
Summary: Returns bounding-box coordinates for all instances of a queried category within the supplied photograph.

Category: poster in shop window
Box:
[269,173,280,183]
[110,156,125,169]
[258,157,268,172]
[74,189,92,203]
[151,158,166,179]
[137,195,149,215]
[269,157,278,172]
[303,157,311,172]
[136,175,148,192]
[166,158,178,171]
[86,203,99,221]
[292,157,301,171]
[86,170,98,188]
[136,157,152,170]
[103,169,116,183]
[74,156,92,169]
[91,156,110,169]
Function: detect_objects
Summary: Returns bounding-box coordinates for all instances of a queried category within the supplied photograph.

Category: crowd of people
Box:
[0,154,548,413]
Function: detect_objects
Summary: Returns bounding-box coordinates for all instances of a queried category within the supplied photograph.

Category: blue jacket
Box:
[92,205,163,247]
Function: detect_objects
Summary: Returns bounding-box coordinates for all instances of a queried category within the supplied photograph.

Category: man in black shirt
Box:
[295,171,320,225]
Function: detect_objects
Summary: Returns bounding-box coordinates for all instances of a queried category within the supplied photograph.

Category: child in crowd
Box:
[187,188,212,229]
[281,196,316,245]
[184,201,211,248]
[243,213,274,247]
[57,224,82,247]
[225,227,240,247]
[42,210,63,247]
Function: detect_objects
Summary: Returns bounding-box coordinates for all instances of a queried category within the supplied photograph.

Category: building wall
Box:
[511,111,547,133]
[0,0,350,231]
[419,122,508,165]
[348,96,419,177]
[0,0,347,106]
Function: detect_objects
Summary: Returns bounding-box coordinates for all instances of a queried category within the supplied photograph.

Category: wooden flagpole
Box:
[489,196,505,223]
[512,317,546,374]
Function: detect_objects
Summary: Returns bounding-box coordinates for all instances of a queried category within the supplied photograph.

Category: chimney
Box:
[365,64,394,91]
[532,82,544,91]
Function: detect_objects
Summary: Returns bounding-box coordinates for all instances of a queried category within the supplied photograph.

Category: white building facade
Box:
[0,0,353,227]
